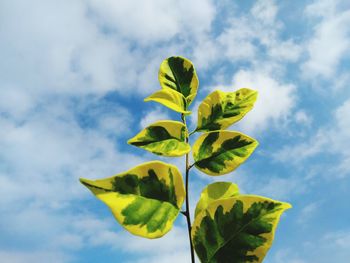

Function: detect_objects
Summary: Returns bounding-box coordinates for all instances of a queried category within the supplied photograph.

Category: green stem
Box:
[188,129,196,136]
[181,114,196,263]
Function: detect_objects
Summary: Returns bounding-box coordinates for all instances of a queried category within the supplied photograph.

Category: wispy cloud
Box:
[275,98,350,177]
[302,0,350,81]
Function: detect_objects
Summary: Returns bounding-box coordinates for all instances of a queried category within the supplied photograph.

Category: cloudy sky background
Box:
[1,0,350,262]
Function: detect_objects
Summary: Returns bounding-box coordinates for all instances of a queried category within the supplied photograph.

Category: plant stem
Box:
[181,114,196,263]
[188,130,196,136]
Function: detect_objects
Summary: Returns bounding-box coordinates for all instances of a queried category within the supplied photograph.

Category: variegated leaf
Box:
[144,88,191,114]
[195,182,239,217]
[196,88,258,132]
[192,195,291,263]
[128,120,191,157]
[159,56,199,105]
[80,161,185,239]
[192,131,259,176]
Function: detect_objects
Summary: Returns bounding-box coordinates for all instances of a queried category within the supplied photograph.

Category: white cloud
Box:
[75,217,191,263]
[139,107,171,128]
[297,201,321,225]
[230,70,296,134]
[251,0,278,25]
[88,0,215,44]
[303,0,350,79]
[193,0,302,69]
[275,97,350,177]
[0,0,216,113]
[272,228,350,263]
[217,18,257,61]
[0,94,149,260]
[228,167,306,200]
[294,110,312,126]
[308,230,350,262]
[333,72,350,92]
[324,231,350,249]
[267,39,302,62]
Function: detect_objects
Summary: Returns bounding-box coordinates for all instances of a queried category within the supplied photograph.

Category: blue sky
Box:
[1,0,350,262]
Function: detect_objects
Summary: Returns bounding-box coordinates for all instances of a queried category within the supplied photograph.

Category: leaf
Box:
[127,120,191,157]
[159,56,199,105]
[144,88,191,114]
[192,131,259,176]
[80,161,185,239]
[196,89,258,132]
[191,195,291,263]
[195,182,239,217]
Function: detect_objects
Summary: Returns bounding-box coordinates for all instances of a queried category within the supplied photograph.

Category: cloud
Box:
[294,110,312,126]
[296,201,321,225]
[251,0,277,24]
[0,0,216,112]
[275,97,350,177]
[88,0,215,44]
[307,230,350,262]
[302,0,350,80]
[75,217,191,263]
[232,70,296,134]
[192,0,302,69]
[273,228,350,263]
[0,94,149,260]
[139,107,171,128]
[324,231,350,250]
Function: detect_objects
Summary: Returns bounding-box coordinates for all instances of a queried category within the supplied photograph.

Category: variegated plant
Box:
[80,56,291,263]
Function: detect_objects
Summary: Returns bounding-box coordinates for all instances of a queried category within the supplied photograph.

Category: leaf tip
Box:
[126,138,134,145]
[254,139,260,147]
[79,177,90,186]
[284,202,292,210]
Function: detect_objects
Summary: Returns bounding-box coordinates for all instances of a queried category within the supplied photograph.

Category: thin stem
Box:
[181,114,196,263]
[188,130,196,136]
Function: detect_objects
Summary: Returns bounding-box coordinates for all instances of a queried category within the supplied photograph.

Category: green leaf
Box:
[159,56,199,105]
[80,161,185,239]
[196,89,258,132]
[144,88,191,114]
[127,120,191,157]
[191,195,292,263]
[195,182,239,217]
[192,131,259,176]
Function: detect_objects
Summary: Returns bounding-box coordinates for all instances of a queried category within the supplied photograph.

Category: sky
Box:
[1,0,350,262]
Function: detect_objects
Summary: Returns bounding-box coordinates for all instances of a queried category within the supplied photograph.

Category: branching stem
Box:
[181,114,196,263]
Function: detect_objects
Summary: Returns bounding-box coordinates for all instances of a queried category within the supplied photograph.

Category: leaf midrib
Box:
[169,61,188,99]
[195,141,253,166]
[135,137,182,145]
[82,181,180,209]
